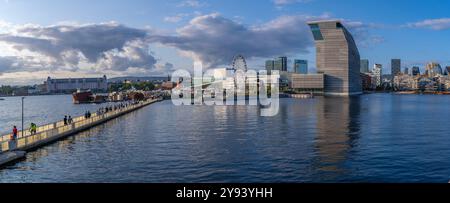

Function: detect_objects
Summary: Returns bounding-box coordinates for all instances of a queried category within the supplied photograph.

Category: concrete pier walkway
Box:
[0,98,161,168]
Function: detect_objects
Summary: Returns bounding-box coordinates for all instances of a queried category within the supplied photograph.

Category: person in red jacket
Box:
[11,126,18,140]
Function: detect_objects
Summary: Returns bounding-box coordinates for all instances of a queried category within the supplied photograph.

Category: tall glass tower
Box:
[307,20,362,96]
[294,60,308,74]
[391,59,401,76]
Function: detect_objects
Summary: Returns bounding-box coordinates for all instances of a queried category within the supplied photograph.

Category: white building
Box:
[46,75,108,93]
[373,64,382,87]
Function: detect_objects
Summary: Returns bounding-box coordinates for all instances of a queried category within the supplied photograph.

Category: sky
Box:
[1,0,450,85]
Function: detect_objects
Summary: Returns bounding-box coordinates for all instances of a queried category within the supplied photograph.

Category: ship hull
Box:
[72,91,94,104]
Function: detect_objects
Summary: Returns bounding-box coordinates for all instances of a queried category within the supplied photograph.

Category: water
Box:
[0,95,120,135]
[1,94,450,183]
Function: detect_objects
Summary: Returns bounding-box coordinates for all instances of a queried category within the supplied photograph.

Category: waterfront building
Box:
[294,60,308,74]
[360,73,374,90]
[46,75,108,93]
[287,73,324,93]
[373,64,382,87]
[394,75,417,90]
[360,59,369,73]
[440,76,450,90]
[307,20,362,95]
[444,66,450,75]
[391,59,401,76]
[382,74,393,83]
[412,66,421,76]
[426,62,443,77]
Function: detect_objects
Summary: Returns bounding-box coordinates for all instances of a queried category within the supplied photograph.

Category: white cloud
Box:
[342,20,385,47]
[164,14,189,23]
[406,18,450,30]
[177,0,206,8]
[272,0,312,5]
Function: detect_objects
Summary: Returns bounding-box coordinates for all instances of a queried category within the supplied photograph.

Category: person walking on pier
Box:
[8,126,18,150]
[29,123,37,135]
[64,115,68,125]
[11,126,18,140]
[68,116,73,124]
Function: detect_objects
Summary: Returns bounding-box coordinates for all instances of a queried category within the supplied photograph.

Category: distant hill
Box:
[108,76,170,83]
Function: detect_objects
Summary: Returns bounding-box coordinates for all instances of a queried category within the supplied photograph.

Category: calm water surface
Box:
[0,94,449,183]
[0,95,121,135]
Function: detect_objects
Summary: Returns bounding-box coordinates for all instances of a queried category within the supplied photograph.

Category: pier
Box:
[0,98,161,167]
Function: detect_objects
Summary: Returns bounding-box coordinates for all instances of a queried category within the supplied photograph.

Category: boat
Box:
[92,94,108,103]
[72,89,94,104]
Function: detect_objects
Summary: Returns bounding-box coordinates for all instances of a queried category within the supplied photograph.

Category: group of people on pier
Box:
[84,111,92,119]
[96,101,137,115]
[6,100,146,142]
[63,115,73,125]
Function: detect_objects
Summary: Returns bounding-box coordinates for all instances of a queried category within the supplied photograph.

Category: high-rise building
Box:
[412,66,420,76]
[265,60,275,72]
[404,67,409,75]
[391,59,401,76]
[294,60,308,74]
[373,64,382,87]
[274,56,288,72]
[360,59,369,73]
[273,59,282,72]
[307,20,362,96]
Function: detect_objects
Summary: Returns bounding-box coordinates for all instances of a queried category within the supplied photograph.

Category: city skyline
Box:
[1,0,450,86]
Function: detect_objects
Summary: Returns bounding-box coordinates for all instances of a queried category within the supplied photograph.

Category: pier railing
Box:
[0,99,156,153]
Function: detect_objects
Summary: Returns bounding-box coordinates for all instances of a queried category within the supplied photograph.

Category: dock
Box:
[0,98,161,168]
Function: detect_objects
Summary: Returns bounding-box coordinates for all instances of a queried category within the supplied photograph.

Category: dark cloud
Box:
[0,22,157,74]
[151,13,321,68]
[96,39,157,71]
[0,56,16,74]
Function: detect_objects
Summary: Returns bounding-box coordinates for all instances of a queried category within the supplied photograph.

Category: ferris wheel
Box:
[228,54,248,73]
[227,55,248,91]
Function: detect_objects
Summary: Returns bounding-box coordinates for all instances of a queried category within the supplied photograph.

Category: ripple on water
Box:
[1,94,450,182]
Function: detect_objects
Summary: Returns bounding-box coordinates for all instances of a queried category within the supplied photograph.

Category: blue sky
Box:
[1,0,450,84]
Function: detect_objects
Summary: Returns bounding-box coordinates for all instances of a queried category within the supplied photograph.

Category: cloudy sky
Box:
[1,0,450,85]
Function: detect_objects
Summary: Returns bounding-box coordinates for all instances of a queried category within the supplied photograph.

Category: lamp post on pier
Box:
[21,97,25,138]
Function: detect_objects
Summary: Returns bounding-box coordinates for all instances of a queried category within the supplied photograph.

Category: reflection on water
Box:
[312,97,361,181]
[1,94,450,183]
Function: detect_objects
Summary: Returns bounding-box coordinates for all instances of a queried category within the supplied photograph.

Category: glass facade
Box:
[309,24,324,41]
[294,60,308,74]
[274,57,288,72]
